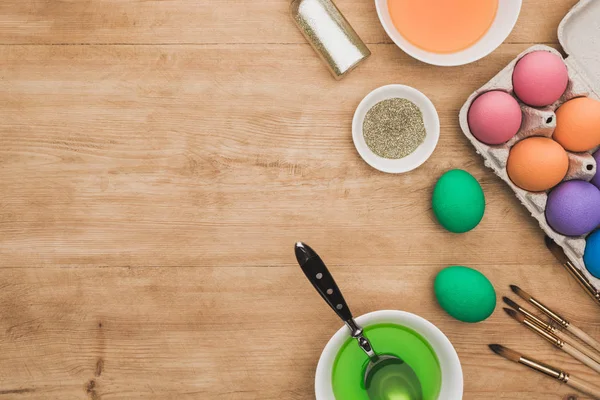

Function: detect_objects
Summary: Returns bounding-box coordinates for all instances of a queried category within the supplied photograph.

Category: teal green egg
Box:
[432,169,485,233]
[434,266,496,323]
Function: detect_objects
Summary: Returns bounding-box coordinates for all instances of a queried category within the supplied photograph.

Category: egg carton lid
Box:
[559,0,600,97]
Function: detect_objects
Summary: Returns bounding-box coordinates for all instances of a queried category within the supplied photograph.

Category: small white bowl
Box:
[353,84,440,173]
[374,0,522,66]
[315,310,463,400]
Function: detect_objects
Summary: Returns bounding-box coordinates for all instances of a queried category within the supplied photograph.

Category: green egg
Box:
[432,169,485,233]
[434,266,496,323]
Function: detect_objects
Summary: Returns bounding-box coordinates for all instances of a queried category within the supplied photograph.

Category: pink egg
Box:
[512,51,569,107]
[467,91,522,145]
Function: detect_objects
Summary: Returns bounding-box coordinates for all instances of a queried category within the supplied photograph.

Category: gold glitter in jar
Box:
[290,0,370,79]
[363,98,426,159]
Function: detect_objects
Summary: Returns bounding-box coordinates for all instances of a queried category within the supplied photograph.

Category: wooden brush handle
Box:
[563,343,600,374]
[568,375,600,399]
[569,325,600,353]
[556,330,600,364]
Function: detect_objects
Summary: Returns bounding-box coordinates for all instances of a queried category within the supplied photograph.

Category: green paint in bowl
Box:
[331,323,442,400]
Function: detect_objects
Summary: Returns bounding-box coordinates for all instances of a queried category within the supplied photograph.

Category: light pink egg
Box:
[512,51,569,107]
[467,91,522,145]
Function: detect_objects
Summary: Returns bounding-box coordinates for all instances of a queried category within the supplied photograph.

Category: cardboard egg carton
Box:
[459,0,600,288]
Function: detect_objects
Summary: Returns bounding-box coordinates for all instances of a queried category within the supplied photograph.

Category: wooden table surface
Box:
[1,0,598,399]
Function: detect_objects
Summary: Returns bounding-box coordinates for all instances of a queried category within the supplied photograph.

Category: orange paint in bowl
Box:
[388,0,499,54]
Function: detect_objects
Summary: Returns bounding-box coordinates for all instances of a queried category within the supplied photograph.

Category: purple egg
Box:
[592,150,600,189]
[546,180,600,236]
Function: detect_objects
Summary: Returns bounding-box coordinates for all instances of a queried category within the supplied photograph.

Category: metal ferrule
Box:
[519,357,566,381]
[530,298,570,329]
[564,261,600,304]
[523,312,558,334]
[524,319,563,348]
[520,308,552,331]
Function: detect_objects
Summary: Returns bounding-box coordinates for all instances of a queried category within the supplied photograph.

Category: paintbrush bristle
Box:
[545,235,570,265]
[504,307,526,323]
[504,307,517,319]
[510,285,532,301]
[503,296,520,310]
[489,344,521,362]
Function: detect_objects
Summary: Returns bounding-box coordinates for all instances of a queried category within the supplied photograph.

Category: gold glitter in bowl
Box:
[352,84,440,174]
[363,98,426,159]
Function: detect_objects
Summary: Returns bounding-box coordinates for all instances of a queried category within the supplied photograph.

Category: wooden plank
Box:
[0,0,578,45]
[1,2,594,399]
[0,264,598,399]
[0,43,561,269]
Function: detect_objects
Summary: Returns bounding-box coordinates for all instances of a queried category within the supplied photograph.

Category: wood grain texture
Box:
[0,43,563,269]
[0,1,598,399]
[0,0,579,45]
[1,265,600,400]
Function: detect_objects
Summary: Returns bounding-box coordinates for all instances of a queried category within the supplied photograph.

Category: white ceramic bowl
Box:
[315,310,463,400]
[374,0,522,66]
[353,84,440,173]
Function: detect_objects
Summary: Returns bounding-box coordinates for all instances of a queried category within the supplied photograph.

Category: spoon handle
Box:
[295,242,353,322]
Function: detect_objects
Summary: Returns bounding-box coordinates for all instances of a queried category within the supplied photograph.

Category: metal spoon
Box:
[295,242,423,400]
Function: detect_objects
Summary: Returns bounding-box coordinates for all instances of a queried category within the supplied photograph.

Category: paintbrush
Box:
[503,297,600,364]
[489,344,600,399]
[511,285,600,353]
[545,235,600,307]
[503,296,550,329]
[504,308,600,373]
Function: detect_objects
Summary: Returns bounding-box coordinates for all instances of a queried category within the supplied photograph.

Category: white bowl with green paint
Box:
[315,310,463,399]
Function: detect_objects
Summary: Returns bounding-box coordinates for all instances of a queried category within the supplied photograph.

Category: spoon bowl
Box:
[366,355,423,400]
